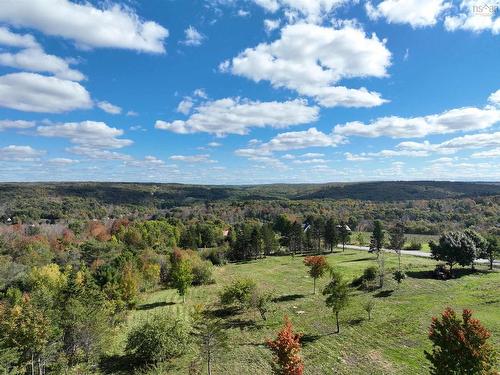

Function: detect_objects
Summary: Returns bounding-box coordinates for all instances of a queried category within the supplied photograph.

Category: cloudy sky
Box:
[0,0,499,183]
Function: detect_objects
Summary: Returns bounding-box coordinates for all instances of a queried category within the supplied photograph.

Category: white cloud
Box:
[489,89,500,106]
[345,152,372,161]
[67,146,133,161]
[176,98,194,115]
[37,121,132,149]
[182,26,205,46]
[193,88,208,99]
[236,127,344,158]
[127,110,139,116]
[264,19,280,32]
[0,119,35,131]
[208,142,222,147]
[252,0,349,23]
[0,145,45,161]
[334,106,500,138]
[0,47,85,81]
[156,97,319,136]
[0,27,38,48]
[444,0,500,34]
[0,72,92,113]
[225,23,391,108]
[238,9,251,17]
[169,154,212,163]
[48,157,79,165]
[366,0,451,28]
[471,148,500,158]
[0,0,168,53]
[301,152,325,158]
[293,158,328,164]
[97,101,122,115]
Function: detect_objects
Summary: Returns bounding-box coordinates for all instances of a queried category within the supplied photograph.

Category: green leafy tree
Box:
[429,232,477,273]
[363,299,374,321]
[322,270,349,333]
[219,279,256,309]
[170,251,194,303]
[338,222,351,252]
[323,218,339,252]
[369,220,385,258]
[303,256,329,294]
[195,318,229,375]
[485,236,499,271]
[249,289,274,320]
[126,314,191,364]
[425,308,497,375]
[389,223,405,250]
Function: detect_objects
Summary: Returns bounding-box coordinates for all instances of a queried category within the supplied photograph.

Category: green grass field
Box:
[104,250,500,375]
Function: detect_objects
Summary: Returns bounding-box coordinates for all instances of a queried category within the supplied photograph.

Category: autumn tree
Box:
[322,270,349,333]
[425,308,497,374]
[303,256,329,294]
[266,317,304,375]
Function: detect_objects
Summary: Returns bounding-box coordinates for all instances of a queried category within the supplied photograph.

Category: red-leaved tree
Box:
[425,307,498,375]
[304,256,329,294]
[266,317,304,375]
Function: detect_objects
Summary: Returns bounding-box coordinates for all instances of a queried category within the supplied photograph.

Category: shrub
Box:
[404,239,422,251]
[393,270,406,284]
[126,314,191,364]
[203,247,228,266]
[363,266,377,281]
[219,279,256,309]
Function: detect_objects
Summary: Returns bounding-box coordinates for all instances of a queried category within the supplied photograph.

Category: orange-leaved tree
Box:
[425,307,497,375]
[303,255,329,294]
[266,316,304,375]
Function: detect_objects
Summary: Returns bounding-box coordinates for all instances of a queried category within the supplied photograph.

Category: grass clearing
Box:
[351,231,438,252]
[105,250,500,375]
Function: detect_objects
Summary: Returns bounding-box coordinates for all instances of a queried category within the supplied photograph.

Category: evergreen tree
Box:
[324,218,339,252]
[369,220,385,258]
[323,270,350,333]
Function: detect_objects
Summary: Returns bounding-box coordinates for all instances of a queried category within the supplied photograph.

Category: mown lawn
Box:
[105,250,500,375]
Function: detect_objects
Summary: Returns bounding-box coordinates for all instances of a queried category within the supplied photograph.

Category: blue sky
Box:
[0,0,499,183]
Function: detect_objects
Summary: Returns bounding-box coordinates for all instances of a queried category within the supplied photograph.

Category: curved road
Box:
[344,244,500,267]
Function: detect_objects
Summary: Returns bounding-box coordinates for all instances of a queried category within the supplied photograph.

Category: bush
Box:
[363,266,378,281]
[191,259,214,286]
[202,247,227,266]
[219,279,256,308]
[126,314,191,364]
[404,239,422,251]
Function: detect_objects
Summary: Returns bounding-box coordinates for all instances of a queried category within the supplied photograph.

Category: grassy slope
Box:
[108,251,500,375]
[350,232,438,252]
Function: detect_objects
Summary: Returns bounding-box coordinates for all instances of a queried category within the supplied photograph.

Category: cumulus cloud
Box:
[345,152,372,161]
[156,97,319,136]
[182,26,205,46]
[471,148,500,158]
[444,0,500,34]
[252,0,349,23]
[97,101,122,115]
[37,121,132,149]
[0,72,92,112]
[48,157,79,165]
[0,119,36,131]
[236,127,344,160]
[0,0,168,53]
[366,0,451,27]
[264,19,280,32]
[67,146,132,161]
[0,27,38,48]
[224,23,391,108]
[0,145,45,161]
[169,154,213,163]
[489,89,500,106]
[334,106,500,138]
[176,98,194,115]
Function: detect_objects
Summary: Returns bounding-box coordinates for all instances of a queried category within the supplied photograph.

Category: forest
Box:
[0,181,499,374]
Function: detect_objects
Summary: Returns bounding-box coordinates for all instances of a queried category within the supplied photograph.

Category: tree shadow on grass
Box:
[222,318,258,331]
[348,318,364,326]
[136,301,175,310]
[301,332,337,347]
[273,293,305,303]
[373,289,394,298]
[406,268,489,280]
[341,257,375,263]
